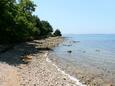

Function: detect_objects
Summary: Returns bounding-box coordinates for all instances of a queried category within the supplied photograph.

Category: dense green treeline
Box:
[0,0,61,43]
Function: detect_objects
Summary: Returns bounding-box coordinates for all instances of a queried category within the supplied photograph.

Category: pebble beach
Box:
[0,37,86,86]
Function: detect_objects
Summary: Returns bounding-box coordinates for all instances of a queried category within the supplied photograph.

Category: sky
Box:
[33,0,115,34]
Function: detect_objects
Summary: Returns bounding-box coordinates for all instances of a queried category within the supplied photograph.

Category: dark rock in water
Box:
[83,51,86,53]
[73,41,80,43]
[67,45,72,47]
[63,44,72,47]
[63,44,66,46]
[96,49,100,52]
[67,50,72,53]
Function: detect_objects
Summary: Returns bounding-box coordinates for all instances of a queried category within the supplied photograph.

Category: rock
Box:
[83,51,86,53]
[21,55,32,63]
[67,50,72,53]
[73,41,80,43]
[63,78,66,80]
[96,49,100,52]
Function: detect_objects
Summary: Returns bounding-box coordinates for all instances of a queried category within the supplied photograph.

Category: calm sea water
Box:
[51,34,115,85]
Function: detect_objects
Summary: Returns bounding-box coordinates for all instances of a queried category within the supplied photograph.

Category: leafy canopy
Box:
[53,29,62,36]
[0,0,62,43]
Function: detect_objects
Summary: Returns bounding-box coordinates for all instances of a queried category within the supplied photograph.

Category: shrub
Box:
[53,29,62,36]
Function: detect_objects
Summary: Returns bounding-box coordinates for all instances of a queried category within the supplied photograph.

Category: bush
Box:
[53,29,62,36]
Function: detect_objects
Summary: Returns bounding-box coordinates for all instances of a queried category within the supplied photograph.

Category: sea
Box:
[49,34,115,85]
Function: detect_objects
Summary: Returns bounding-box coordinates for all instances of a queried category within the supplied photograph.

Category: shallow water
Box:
[50,34,115,85]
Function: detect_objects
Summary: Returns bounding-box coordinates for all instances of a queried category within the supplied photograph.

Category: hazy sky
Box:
[33,0,115,34]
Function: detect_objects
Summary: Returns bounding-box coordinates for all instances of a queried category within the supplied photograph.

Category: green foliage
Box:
[0,0,18,43]
[53,29,62,36]
[40,21,53,36]
[0,0,61,43]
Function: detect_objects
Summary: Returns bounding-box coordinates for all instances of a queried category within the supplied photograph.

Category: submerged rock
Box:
[63,44,72,47]
[73,41,80,43]
[96,49,100,52]
[67,50,72,53]
[83,51,86,53]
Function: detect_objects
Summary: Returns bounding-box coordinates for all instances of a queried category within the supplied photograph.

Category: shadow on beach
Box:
[0,40,52,66]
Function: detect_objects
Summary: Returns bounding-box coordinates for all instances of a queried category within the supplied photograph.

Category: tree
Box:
[53,29,62,36]
[0,0,18,43]
[32,15,41,37]
[40,21,53,37]
[14,0,37,40]
[0,0,62,43]
[0,0,37,43]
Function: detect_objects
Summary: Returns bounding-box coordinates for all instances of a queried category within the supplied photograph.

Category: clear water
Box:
[51,34,115,85]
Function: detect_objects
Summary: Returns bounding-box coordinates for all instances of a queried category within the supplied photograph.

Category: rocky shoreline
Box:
[48,39,115,86]
[0,37,86,86]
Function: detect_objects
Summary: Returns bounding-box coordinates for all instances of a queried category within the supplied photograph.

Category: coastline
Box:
[48,37,115,86]
[0,37,86,86]
[46,54,86,86]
